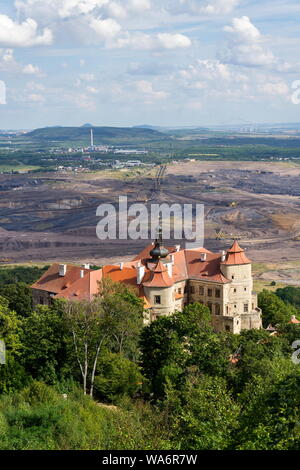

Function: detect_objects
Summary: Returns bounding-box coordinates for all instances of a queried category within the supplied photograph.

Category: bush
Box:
[94,352,144,402]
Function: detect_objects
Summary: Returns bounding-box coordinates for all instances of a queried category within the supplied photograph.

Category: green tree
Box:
[237,372,300,449]
[172,374,240,450]
[94,351,144,402]
[64,279,143,397]
[258,289,295,327]
[0,296,27,393]
[276,286,300,310]
[21,306,68,384]
[140,315,186,397]
[0,282,33,316]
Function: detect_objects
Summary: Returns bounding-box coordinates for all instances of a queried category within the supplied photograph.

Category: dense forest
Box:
[0,266,300,450]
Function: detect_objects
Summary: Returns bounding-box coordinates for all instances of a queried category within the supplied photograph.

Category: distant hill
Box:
[25,126,171,145]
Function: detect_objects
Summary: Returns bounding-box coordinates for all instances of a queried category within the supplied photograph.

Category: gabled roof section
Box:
[185,248,230,283]
[222,240,251,266]
[31,264,92,294]
[55,270,102,301]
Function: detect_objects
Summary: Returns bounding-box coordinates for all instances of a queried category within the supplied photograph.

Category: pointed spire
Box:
[222,241,251,265]
[228,240,244,253]
[149,221,169,260]
[142,260,174,288]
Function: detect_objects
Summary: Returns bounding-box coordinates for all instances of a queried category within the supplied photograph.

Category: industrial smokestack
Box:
[90,129,94,147]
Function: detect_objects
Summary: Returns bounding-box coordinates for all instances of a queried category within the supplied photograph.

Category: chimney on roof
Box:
[170,254,175,265]
[136,265,145,285]
[80,270,85,279]
[200,253,207,262]
[166,262,173,278]
[119,262,124,271]
[175,245,180,252]
[221,251,226,262]
[82,263,90,270]
[59,264,67,277]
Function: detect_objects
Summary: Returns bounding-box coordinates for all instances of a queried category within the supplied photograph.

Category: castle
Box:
[31,237,262,334]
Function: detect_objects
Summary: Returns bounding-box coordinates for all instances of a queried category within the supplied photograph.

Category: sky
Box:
[1,0,300,129]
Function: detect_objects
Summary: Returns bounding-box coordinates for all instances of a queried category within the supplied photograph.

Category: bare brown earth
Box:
[1,161,300,286]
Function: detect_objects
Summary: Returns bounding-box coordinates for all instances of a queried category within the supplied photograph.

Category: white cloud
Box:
[0,14,53,47]
[15,0,109,20]
[79,73,95,81]
[0,49,14,65]
[167,0,240,16]
[22,63,41,74]
[89,17,121,39]
[180,60,231,81]
[136,80,168,100]
[127,0,151,13]
[26,81,45,91]
[157,33,191,49]
[104,2,127,19]
[221,16,276,67]
[112,31,191,50]
[27,93,46,103]
[224,16,261,42]
[259,81,289,96]
[86,85,99,94]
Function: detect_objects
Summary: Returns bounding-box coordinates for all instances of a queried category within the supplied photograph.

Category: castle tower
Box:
[142,260,174,321]
[219,240,261,333]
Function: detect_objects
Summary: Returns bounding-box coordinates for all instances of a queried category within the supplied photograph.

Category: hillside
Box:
[25,126,171,145]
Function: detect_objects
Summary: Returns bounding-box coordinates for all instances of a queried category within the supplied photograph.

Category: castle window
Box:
[215,304,220,315]
[225,325,231,332]
[207,302,213,313]
[232,275,235,280]
[234,288,237,293]
[244,287,247,292]
[199,286,204,295]
[208,288,212,297]
[190,286,195,294]
[155,296,161,305]
[178,288,182,295]
[215,289,221,298]
[244,304,249,313]
[39,297,44,305]
[184,285,188,294]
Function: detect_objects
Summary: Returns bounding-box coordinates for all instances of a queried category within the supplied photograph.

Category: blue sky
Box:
[0,0,300,128]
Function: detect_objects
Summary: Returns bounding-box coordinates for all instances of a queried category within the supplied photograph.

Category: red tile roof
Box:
[31,264,92,294]
[31,241,250,305]
[55,270,102,301]
[143,261,174,288]
[289,315,300,324]
[222,240,251,266]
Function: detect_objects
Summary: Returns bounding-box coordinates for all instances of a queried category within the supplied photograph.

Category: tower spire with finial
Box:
[150,217,169,261]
